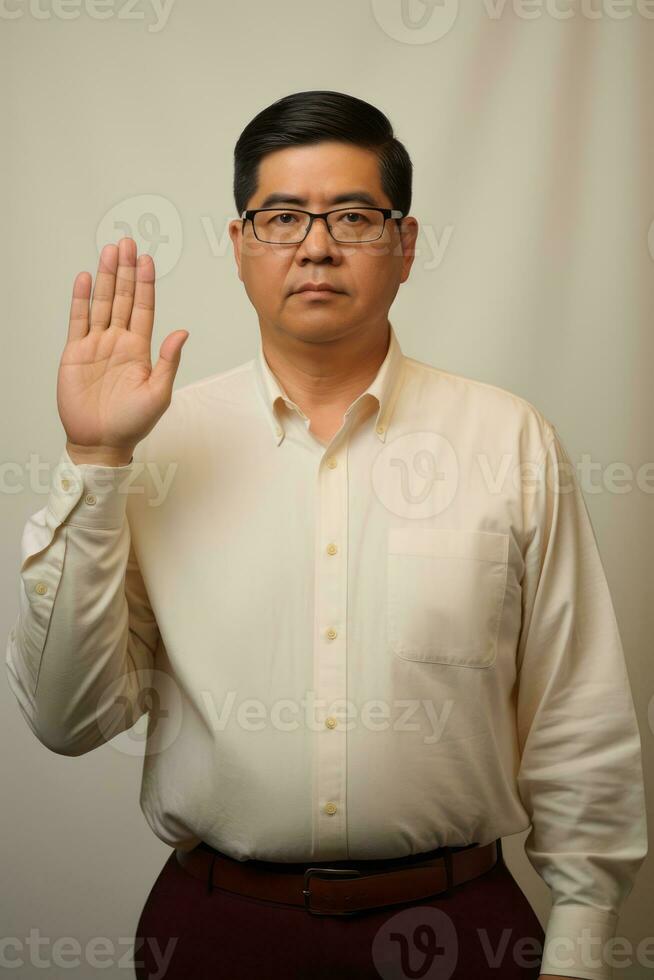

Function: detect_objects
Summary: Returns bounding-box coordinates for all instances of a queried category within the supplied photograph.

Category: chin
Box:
[277,315,355,344]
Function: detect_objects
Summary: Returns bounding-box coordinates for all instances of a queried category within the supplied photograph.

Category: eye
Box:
[336,211,371,224]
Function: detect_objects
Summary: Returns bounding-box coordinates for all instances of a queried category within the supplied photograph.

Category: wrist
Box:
[65,441,134,467]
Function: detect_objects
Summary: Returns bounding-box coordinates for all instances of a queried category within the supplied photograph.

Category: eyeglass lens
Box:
[252,209,386,244]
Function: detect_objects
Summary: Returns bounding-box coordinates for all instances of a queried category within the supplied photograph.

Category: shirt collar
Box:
[253,322,406,446]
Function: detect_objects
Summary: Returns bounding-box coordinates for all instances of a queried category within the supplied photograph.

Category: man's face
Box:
[229,140,418,345]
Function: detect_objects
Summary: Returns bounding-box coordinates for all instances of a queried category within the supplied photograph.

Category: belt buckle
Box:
[302,867,363,916]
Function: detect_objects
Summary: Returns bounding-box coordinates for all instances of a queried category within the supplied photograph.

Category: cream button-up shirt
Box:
[6,322,647,980]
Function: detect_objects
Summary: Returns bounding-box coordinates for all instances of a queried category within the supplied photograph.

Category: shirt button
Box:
[326,456,337,468]
[376,424,386,434]
[84,493,97,506]
[35,583,48,595]
[326,628,337,640]
[275,425,282,436]
[324,802,338,815]
[326,543,338,556]
[61,478,70,490]
[325,717,337,729]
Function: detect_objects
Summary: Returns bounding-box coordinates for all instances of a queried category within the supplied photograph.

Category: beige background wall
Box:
[2,1,652,977]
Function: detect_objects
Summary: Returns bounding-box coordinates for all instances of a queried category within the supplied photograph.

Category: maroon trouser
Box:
[133,839,545,979]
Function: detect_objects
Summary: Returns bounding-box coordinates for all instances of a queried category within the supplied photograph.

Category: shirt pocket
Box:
[387,527,509,667]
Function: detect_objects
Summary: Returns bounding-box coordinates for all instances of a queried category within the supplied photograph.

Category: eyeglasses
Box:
[240,207,404,245]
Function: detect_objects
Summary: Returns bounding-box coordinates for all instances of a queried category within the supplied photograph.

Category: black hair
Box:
[233,90,413,218]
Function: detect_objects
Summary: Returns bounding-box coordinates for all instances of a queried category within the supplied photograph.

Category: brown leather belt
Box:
[175,838,500,916]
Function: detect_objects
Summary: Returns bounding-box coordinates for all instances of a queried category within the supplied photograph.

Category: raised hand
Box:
[58,237,189,466]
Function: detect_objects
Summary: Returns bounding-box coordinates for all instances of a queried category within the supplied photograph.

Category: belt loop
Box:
[207,850,217,895]
[495,836,503,867]
[442,847,454,896]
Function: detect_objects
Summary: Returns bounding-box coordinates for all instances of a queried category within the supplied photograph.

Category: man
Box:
[6,90,647,980]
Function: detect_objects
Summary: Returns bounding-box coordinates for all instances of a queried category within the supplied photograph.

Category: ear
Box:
[229,219,244,282]
[398,216,419,284]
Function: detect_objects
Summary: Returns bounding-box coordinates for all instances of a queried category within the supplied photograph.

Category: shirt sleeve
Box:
[5,445,160,756]
[514,424,648,980]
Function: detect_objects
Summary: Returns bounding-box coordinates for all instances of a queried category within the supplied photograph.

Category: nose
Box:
[298,215,338,254]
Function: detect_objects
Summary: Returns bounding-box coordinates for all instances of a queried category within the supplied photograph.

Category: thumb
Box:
[150,331,189,390]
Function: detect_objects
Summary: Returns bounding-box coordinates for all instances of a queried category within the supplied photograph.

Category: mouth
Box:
[293,289,342,298]
[292,286,343,297]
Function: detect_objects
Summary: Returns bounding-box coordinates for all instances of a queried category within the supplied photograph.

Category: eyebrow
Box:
[256,190,381,209]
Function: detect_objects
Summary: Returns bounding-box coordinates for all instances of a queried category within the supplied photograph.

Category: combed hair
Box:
[233,90,413,218]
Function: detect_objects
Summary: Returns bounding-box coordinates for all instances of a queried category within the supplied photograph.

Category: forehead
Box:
[250,141,390,208]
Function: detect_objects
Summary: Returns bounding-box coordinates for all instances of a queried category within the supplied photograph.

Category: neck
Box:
[259,319,391,418]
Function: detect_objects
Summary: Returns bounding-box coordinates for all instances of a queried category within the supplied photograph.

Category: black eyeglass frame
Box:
[240,207,405,244]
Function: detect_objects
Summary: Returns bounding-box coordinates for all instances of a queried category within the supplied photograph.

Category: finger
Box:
[89,243,119,332]
[109,237,138,330]
[150,330,189,392]
[128,253,155,339]
[67,271,92,342]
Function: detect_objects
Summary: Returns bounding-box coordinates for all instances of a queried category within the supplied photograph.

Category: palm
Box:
[58,238,188,453]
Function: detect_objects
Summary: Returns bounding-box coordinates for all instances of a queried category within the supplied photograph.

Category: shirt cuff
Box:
[47,446,135,530]
[540,903,621,980]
